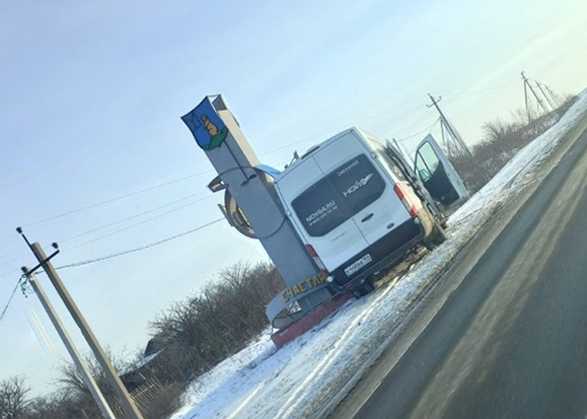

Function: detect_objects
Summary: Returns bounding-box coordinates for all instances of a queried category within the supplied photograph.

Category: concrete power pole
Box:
[521,72,548,117]
[535,81,555,110]
[18,230,144,419]
[523,77,531,122]
[22,269,116,419]
[392,138,414,167]
[427,94,474,160]
[545,84,563,108]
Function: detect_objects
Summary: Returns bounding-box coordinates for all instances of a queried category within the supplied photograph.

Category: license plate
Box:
[344,253,373,276]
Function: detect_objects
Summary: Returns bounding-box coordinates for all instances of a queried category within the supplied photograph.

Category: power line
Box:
[0,253,29,269]
[396,119,440,142]
[256,100,426,158]
[5,101,436,236]
[56,218,225,270]
[12,170,214,231]
[59,192,208,243]
[429,80,515,97]
[64,195,217,253]
[0,278,22,323]
[11,129,315,232]
[1,217,227,279]
[0,192,212,268]
[364,104,425,133]
[257,127,346,157]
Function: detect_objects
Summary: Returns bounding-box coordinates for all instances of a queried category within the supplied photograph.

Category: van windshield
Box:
[292,154,386,237]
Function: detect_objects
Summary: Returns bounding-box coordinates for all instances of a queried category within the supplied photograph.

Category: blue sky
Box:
[1,0,586,396]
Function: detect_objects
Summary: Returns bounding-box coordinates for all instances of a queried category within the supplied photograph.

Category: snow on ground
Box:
[171,91,587,419]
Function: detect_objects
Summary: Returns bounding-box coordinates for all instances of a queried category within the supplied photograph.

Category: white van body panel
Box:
[276,128,412,275]
[312,131,411,246]
[275,145,368,272]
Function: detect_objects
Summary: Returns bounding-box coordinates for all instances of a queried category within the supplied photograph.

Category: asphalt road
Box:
[342,121,587,419]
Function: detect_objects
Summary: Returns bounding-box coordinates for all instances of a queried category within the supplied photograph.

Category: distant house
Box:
[120,336,167,391]
[144,335,167,357]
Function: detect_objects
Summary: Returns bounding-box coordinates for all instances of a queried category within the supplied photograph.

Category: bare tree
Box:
[0,376,30,419]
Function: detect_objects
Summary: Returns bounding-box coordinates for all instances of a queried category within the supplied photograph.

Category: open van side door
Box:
[383,139,443,220]
[414,134,469,207]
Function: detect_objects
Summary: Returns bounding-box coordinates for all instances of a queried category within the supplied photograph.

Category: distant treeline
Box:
[449,94,578,192]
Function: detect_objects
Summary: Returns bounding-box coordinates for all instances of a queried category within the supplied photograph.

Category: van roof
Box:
[277,126,374,182]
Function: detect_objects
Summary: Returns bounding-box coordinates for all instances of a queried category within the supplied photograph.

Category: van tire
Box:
[362,277,375,294]
[433,224,447,245]
[425,223,447,250]
[352,278,375,299]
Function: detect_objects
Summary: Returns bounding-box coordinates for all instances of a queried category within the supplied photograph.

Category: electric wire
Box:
[0,164,297,277]
[6,86,513,234]
[0,278,22,323]
[0,192,212,268]
[0,253,29,269]
[63,195,217,253]
[256,99,427,158]
[396,118,440,142]
[55,218,225,270]
[364,104,426,133]
[59,191,207,244]
[257,127,345,157]
[428,80,515,97]
[1,216,226,279]
[10,170,214,231]
[5,99,433,236]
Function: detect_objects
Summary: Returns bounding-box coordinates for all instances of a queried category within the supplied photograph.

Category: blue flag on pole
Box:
[181,97,228,150]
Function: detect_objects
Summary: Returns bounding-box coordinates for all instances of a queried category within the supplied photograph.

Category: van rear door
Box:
[414,134,469,206]
[313,131,411,247]
[283,157,368,273]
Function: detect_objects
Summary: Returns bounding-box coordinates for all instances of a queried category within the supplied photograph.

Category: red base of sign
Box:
[271,294,353,348]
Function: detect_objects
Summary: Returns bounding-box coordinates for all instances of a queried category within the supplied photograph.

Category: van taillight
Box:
[394,184,419,218]
[393,184,405,200]
[305,244,329,275]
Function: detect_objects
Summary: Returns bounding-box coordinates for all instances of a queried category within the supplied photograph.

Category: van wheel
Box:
[352,279,375,299]
[432,224,447,245]
[352,289,363,299]
[425,224,447,250]
[434,225,447,245]
[362,277,375,294]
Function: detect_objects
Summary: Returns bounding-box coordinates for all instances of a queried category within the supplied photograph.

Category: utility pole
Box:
[535,81,555,110]
[521,72,548,116]
[427,94,489,181]
[427,94,474,160]
[524,80,532,121]
[392,137,414,166]
[18,229,144,419]
[21,268,116,419]
[545,84,562,108]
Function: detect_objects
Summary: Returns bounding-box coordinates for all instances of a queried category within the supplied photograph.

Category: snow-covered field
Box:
[171,91,587,419]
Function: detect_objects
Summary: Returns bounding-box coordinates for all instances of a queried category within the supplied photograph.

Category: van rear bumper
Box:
[329,219,425,292]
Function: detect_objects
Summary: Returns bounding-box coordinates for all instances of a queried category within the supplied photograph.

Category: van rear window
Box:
[292,154,385,237]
